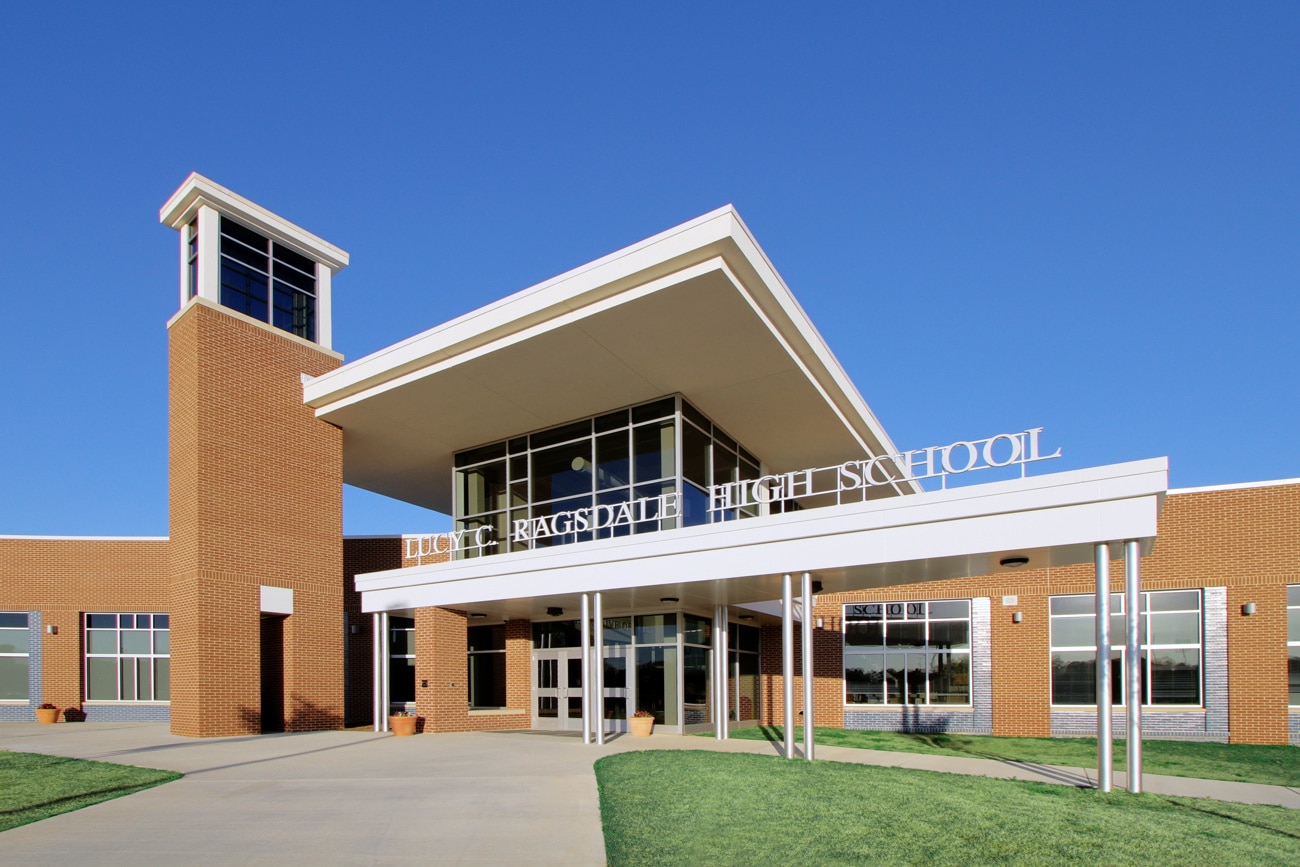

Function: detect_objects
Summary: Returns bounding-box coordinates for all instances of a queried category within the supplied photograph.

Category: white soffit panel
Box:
[306,207,912,512]
[260,585,293,615]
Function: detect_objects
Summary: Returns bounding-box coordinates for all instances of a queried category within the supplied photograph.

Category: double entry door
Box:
[532,646,628,732]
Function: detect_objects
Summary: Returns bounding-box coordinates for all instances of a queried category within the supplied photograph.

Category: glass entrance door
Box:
[533,648,585,731]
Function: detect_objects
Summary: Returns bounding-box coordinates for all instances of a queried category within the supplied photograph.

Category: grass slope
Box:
[714,726,1299,787]
[0,751,180,832]
[597,750,1300,866]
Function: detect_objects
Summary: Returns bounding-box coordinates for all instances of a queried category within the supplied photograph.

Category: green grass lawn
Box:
[597,750,1300,866]
[0,751,180,832]
[710,726,1299,787]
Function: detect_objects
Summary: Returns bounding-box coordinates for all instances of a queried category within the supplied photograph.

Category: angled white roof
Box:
[305,206,915,512]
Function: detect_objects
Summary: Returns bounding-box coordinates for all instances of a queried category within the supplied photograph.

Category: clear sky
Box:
[1,3,1296,536]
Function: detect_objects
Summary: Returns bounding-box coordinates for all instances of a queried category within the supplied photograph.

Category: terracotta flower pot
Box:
[389,715,418,736]
[35,707,59,724]
[629,716,655,737]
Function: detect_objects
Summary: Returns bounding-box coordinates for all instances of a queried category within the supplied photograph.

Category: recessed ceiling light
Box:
[1000,556,1030,568]
[660,597,679,604]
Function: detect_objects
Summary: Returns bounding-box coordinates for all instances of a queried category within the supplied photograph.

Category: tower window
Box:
[218,217,317,342]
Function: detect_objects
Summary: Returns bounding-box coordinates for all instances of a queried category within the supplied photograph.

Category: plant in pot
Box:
[628,709,655,737]
[389,710,418,737]
[35,703,59,724]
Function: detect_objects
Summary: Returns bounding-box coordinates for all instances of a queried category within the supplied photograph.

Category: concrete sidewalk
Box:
[1,723,1296,865]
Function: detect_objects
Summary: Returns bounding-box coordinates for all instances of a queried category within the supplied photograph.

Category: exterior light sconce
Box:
[1012,612,1024,624]
[1000,556,1030,569]
[1241,602,1256,616]
[660,597,679,604]
[815,617,824,629]
[349,624,360,634]
[46,624,57,635]
[546,607,564,617]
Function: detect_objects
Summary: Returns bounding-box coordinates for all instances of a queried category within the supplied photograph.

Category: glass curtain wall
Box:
[389,616,415,707]
[454,396,763,557]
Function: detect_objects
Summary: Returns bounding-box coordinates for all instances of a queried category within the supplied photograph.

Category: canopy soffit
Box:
[305,206,911,513]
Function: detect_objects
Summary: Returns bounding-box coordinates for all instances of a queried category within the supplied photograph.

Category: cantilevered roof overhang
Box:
[355,458,1168,619]
[303,206,917,513]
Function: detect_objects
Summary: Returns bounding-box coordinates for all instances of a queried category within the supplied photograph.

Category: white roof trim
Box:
[159,172,349,272]
[0,535,168,541]
[1169,477,1300,495]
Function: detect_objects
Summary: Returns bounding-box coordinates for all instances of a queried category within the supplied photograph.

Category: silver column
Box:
[379,611,390,732]
[714,605,725,740]
[1094,543,1112,793]
[372,612,382,732]
[782,573,795,759]
[720,605,729,740]
[1125,540,1143,793]
[594,592,605,745]
[801,572,815,761]
[581,593,591,745]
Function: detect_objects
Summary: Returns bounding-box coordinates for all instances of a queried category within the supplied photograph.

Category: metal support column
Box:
[581,593,591,745]
[720,605,729,740]
[379,611,390,732]
[594,592,605,745]
[801,572,815,761]
[782,573,795,759]
[714,605,725,739]
[1094,543,1112,793]
[1124,540,1143,793]
[372,612,382,732]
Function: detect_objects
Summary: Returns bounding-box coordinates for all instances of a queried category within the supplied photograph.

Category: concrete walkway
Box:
[1,723,1296,864]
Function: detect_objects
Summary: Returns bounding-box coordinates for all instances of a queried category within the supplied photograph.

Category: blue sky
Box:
[1,3,1296,536]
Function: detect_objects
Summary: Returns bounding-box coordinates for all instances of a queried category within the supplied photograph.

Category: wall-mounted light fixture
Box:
[1012,612,1024,624]
[1000,556,1030,569]
[45,624,57,635]
[1241,602,1257,616]
[349,624,360,634]
[816,617,824,629]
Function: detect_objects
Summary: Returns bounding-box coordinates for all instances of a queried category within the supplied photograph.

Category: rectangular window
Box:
[84,613,169,702]
[468,624,507,708]
[1049,590,1202,707]
[0,612,30,701]
[186,218,199,300]
[453,397,761,557]
[218,217,317,342]
[1288,585,1300,706]
[843,600,971,705]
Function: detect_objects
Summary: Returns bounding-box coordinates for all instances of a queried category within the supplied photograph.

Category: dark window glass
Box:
[508,436,528,454]
[532,621,583,649]
[153,614,169,629]
[682,423,710,487]
[681,400,709,431]
[595,432,630,490]
[86,613,117,628]
[272,242,315,276]
[845,654,884,704]
[460,461,508,515]
[1149,649,1199,704]
[221,235,271,272]
[390,658,415,703]
[732,623,760,654]
[632,397,675,423]
[928,620,969,650]
[633,422,674,483]
[929,653,970,704]
[684,645,709,705]
[532,442,593,502]
[602,618,632,646]
[221,217,269,251]
[456,442,507,467]
[845,621,883,647]
[594,409,629,432]
[273,260,315,293]
[530,419,591,450]
[885,622,925,648]
[603,656,627,689]
[468,652,506,707]
[713,427,736,453]
[467,624,506,652]
[683,614,712,646]
[682,483,709,527]
[0,613,27,628]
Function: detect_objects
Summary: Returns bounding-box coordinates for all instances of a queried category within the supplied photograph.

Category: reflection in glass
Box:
[636,645,678,725]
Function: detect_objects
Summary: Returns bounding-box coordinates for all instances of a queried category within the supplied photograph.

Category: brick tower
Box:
[160,174,349,736]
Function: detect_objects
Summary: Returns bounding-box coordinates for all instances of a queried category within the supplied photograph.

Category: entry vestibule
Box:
[530,609,761,735]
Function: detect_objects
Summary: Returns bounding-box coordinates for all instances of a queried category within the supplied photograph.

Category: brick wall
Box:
[167,301,344,737]
[761,482,1300,745]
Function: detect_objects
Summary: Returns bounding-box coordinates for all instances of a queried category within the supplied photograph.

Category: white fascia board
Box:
[304,207,741,408]
[357,458,1167,611]
[1169,477,1300,495]
[159,172,349,272]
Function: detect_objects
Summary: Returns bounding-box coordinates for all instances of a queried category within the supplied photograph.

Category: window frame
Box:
[83,612,170,703]
[1048,589,1203,708]
[842,599,973,707]
[1287,585,1300,707]
[0,612,30,702]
